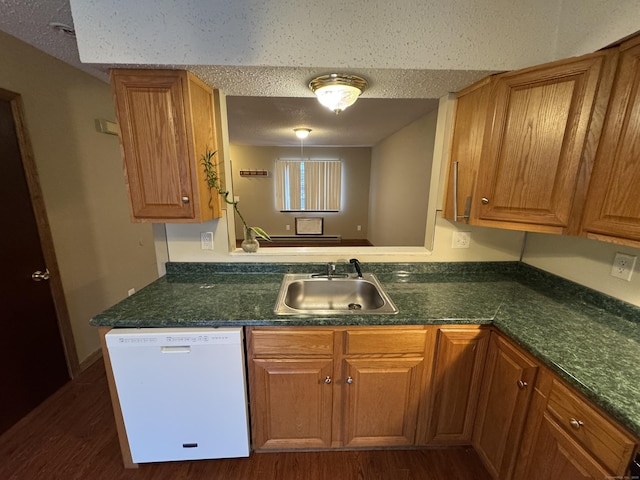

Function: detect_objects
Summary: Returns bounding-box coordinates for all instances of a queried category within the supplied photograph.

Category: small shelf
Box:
[239,169,268,177]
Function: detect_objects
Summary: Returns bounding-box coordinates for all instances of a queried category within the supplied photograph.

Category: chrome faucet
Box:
[326,262,336,279]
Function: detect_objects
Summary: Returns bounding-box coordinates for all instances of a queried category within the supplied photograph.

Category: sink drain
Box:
[348,303,362,310]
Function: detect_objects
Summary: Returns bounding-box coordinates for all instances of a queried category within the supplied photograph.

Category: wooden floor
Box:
[0,359,492,480]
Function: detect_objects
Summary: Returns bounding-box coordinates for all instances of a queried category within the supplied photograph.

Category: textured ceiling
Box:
[0,0,107,80]
[0,0,496,146]
[227,97,441,147]
[5,1,638,147]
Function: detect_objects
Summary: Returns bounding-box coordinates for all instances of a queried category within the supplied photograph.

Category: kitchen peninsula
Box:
[93,261,640,478]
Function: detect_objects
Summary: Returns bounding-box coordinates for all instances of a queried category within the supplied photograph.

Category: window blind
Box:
[275,160,341,211]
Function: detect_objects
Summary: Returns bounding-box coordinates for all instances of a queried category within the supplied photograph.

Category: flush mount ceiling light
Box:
[308,74,368,114]
[294,128,311,139]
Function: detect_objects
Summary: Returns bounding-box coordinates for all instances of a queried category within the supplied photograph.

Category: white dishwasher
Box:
[105,327,250,463]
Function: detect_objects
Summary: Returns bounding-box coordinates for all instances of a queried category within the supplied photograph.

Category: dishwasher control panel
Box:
[106,328,241,347]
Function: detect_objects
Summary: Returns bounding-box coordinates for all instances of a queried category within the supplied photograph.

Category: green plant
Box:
[201,148,271,241]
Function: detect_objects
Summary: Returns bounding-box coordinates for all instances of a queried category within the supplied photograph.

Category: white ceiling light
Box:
[294,128,311,139]
[309,74,368,114]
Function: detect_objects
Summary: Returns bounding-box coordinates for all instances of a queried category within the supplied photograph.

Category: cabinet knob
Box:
[517,380,528,390]
[181,196,190,204]
[569,418,584,430]
[481,197,489,205]
[346,376,353,384]
[324,376,332,384]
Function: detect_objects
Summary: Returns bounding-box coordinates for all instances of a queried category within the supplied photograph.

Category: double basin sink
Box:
[274,272,398,315]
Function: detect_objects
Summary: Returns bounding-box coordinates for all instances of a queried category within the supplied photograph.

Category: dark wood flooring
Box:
[0,359,492,480]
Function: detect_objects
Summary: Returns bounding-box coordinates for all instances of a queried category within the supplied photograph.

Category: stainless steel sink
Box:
[274,273,398,315]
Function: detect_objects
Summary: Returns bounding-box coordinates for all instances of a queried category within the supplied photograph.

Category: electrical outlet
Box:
[357,225,362,231]
[285,224,290,231]
[452,231,471,249]
[200,231,214,250]
[127,288,135,296]
[610,252,636,281]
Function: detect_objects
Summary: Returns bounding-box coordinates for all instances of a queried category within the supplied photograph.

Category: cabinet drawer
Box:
[345,329,427,355]
[547,379,636,474]
[251,329,334,356]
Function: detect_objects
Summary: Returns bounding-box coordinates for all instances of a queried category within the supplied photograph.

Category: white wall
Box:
[368,111,436,246]
[230,145,371,239]
[0,31,159,363]
[522,234,640,308]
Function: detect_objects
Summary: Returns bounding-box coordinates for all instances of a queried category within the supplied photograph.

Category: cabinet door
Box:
[521,413,610,480]
[111,70,220,222]
[581,36,640,246]
[443,77,493,222]
[251,358,333,450]
[473,334,538,480]
[475,50,616,234]
[343,357,424,447]
[112,70,194,220]
[427,327,490,444]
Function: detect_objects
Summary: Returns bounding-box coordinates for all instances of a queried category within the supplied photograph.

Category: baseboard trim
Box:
[79,348,103,372]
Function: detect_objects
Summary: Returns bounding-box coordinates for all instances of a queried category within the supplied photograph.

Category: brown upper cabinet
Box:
[111,69,222,223]
[443,76,495,222]
[581,35,640,247]
[445,49,618,235]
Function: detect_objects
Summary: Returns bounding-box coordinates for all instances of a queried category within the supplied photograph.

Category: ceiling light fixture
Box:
[294,128,311,139]
[308,73,368,114]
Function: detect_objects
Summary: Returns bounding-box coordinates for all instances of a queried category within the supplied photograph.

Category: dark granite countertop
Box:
[91,261,640,440]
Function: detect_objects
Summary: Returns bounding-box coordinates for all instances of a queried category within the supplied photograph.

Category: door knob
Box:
[324,376,332,384]
[181,196,190,204]
[32,269,50,281]
[346,376,353,384]
[481,197,489,205]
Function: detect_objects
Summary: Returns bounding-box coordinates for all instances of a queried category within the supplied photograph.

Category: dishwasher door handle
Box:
[161,346,191,354]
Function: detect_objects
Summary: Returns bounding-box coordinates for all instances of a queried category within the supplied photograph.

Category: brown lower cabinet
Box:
[473,333,539,479]
[246,326,638,479]
[247,325,436,450]
[515,367,637,480]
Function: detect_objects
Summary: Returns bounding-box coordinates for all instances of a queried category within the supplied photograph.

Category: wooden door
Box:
[427,327,490,444]
[520,413,610,480]
[0,93,70,434]
[250,358,334,450]
[343,357,423,447]
[475,50,617,234]
[581,36,640,246]
[473,334,538,480]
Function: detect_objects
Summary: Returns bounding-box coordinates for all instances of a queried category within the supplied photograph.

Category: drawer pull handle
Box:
[569,418,584,430]
[517,380,528,390]
[324,376,332,384]
[181,196,190,204]
[481,197,489,205]
[346,376,353,385]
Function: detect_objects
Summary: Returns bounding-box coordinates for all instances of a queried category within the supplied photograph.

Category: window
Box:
[275,159,342,211]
